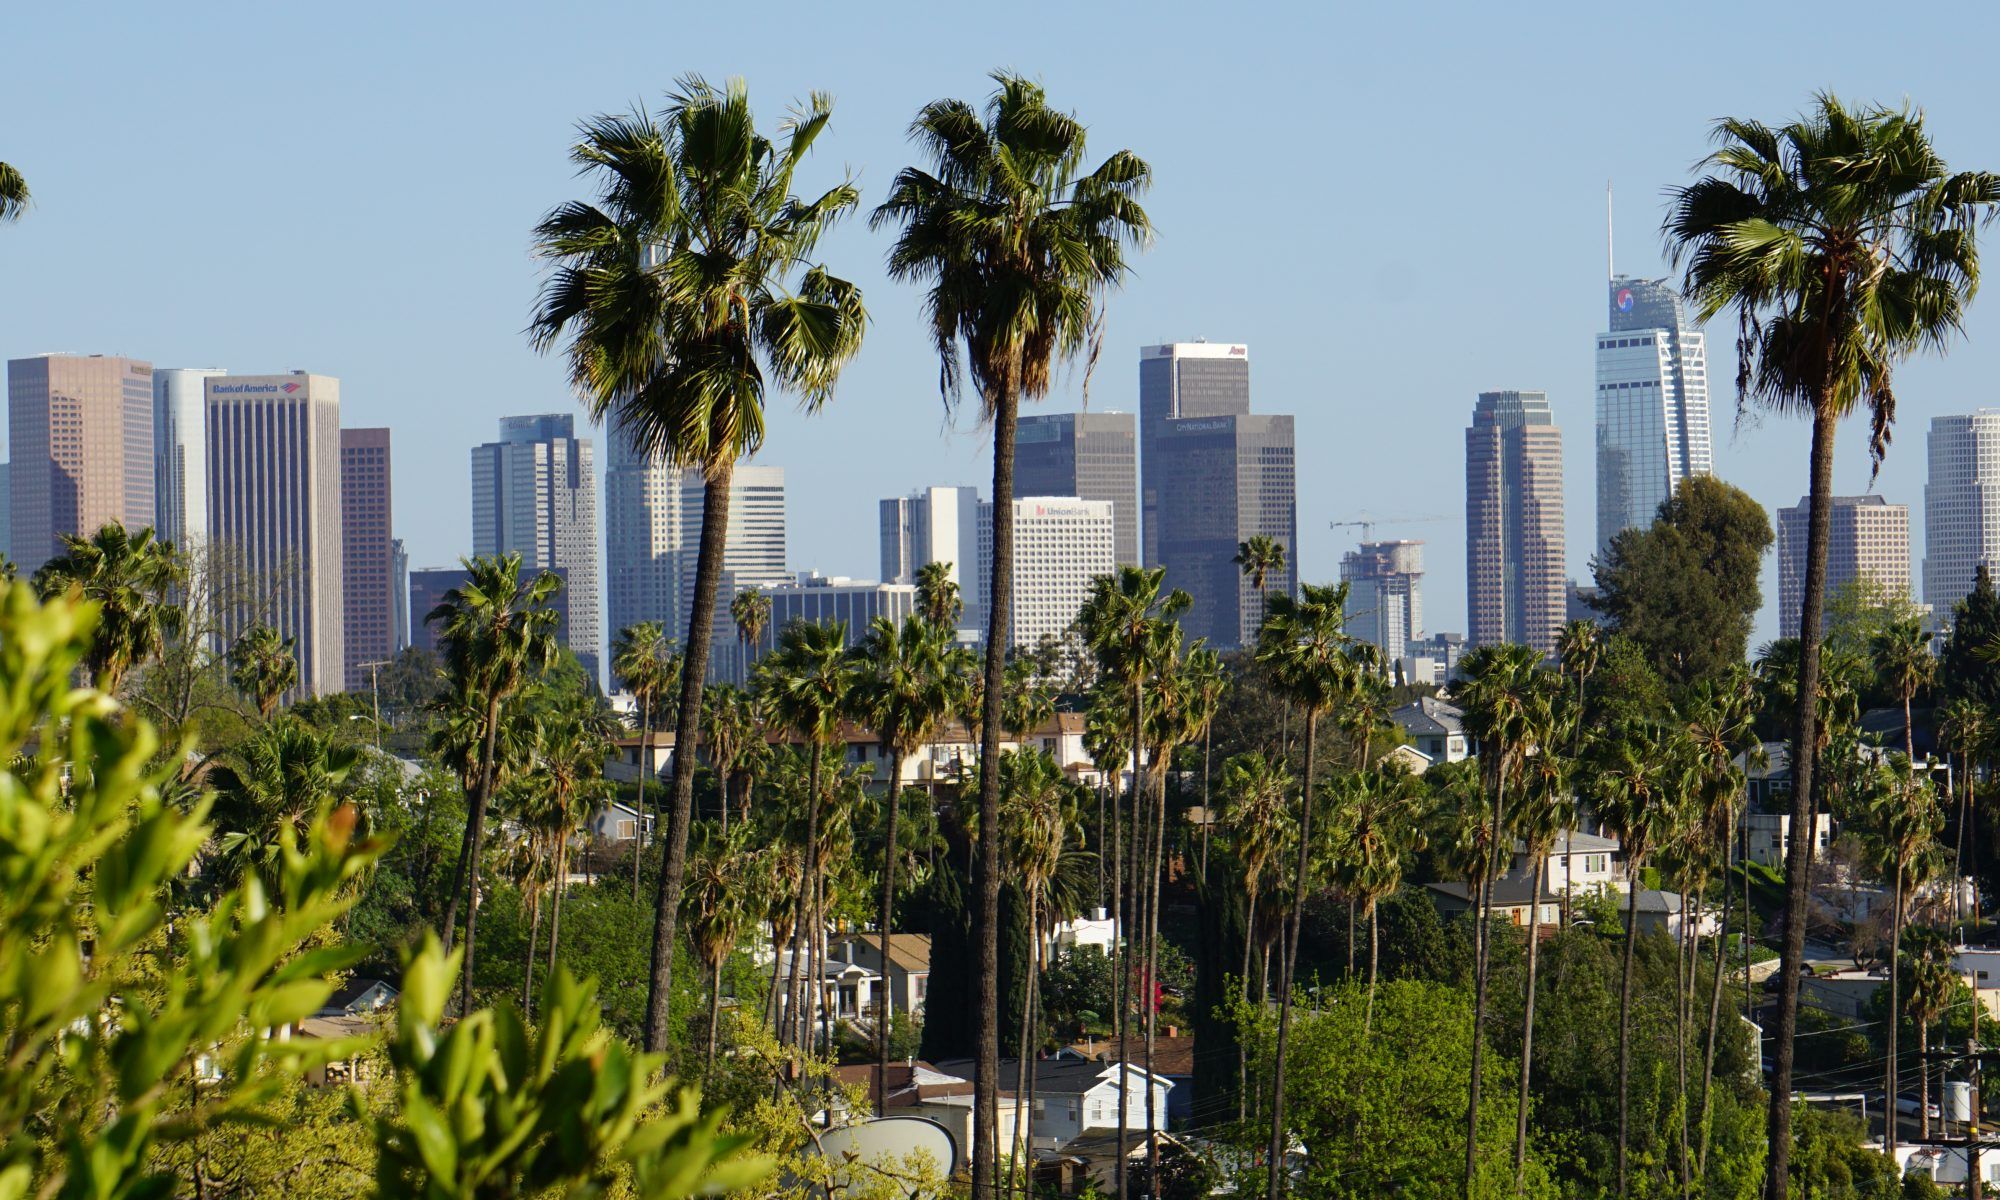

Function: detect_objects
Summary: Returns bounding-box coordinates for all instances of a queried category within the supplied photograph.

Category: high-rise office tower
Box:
[1341,539,1424,663]
[1466,390,1566,655]
[1139,343,1250,567]
[755,573,920,655]
[407,567,467,656]
[1595,276,1713,558]
[7,354,156,572]
[206,372,345,697]
[471,414,601,681]
[879,485,983,631]
[977,497,1116,648]
[154,367,225,549]
[1924,411,2000,621]
[1016,411,1139,566]
[391,538,410,652]
[341,428,395,693]
[1151,413,1297,649]
[1776,494,1910,639]
[603,422,686,664]
[678,464,788,682]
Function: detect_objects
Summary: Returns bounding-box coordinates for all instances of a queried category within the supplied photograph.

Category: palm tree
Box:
[684,829,753,1080]
[1220,751,1292,1118]
[852,613,958,1113]
[531,79,866,1053]
[1558,620,1602,736]
[533,700,614,982]
[0,161,27,222]
[1427,757,1502,1184]
[1594,719,1689,1198]
[875,74,1150,1200]
[1451,640,1541,1193]
[612,622,680,900]
[1904,929,1957,1142]
[1507,681,1572,1187]
[733,587,772,670]
[208,717,359,891]
[1871,613,1936,767]
[1665,100,2000,1195]
[1324,766,1424,1030]
[999,749,1079,1185]
[1184,648,1227,882]
[1940,697,1990,938]
[226,625,298,718]
[1868,758,1944,1155]
[1251,581,1353,1200]
[428,553,561,1014]
[915,561,963,632]
[32,522,183,694]
[757,619,861,1053]
[703,683,758,830]
[1234,536,1287,634]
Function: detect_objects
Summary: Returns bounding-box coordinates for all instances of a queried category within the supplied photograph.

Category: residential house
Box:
[1391,696,1468,764]
[1732,741,1836,868]
[1505,829,1624,894]
[1800,969,1885,1019]
[828,1060,1022,1159]
[1050,912,1115,956]
[931,1057,1175,1153]
[316,978,398,1018]
[583,799,653,844]
[826,933,933,1023]
[1425,878,1561,929]
[1061,1035,1195,1124]
[1952,946,2000,1020]
[1624,889,1721,939]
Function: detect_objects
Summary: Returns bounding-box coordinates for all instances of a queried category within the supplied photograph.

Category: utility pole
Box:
[1974,1033,1985,1200]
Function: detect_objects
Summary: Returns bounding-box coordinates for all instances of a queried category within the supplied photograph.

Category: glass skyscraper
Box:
[1594,276,1712,558]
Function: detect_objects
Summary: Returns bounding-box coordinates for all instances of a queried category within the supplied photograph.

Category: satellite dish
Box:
[805,1116,958,1197]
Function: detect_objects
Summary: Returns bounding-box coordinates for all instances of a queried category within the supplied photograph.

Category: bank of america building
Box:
[1594,276,1713,558]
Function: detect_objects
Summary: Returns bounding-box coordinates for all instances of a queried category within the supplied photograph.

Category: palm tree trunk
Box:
[446,695,504,1016]
[877,748,904,1117]
[1201,725,1213,883]
[1239,887,1259,1123]
[706,958,724,1083]
[1146,748,1168,1194]
[1012,891,1039,1200]
[1887,870,1904,1155]
[1264,709,1318,1200]
[1467,869,1490,1199]
[1921,1019,1931,1141]
[1619,866,1643,1199]
[1098,780,1107,913]
[972,391,1018,1200]
[644,462,733,1053]
[786,741,824,1054]
[1764,403,1836,1200]
[1365,897,1380,1035]
[523,883,543,1017]
[634,695,650,903]
[1514,855,1546,1188]
[1025,922,1046,1200]
[1700,853,1734,1177]
[1676,891,1694,1200]
[1117,692,1145,1200]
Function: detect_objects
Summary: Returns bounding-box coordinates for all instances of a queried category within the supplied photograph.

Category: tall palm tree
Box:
[533,699,614,981]
[852,613,958,1113]
[1184,647,1227,882]
[702,683,757,830]
[733,587,772,670]
[226,625,298,718]
[1324,766,1424,1030]
[875,74,1150,1199]
[684,828,753,1080]
[1868,759,1944,1155]
[531,79,866,1053]
[999,749,1079,1186]
[1558,620,1602,739]
[1234,536,1287,634]
[1939,697,1990,938]
[612,622,680,900]
[428,553,561,1014]
[1903,929,1957,1142]
[1508,681,1573,1187]
[1594,719,1690,1198]
[1451,640,1541,1193]
[915,561,963,632]
[1251,581,1353,1200]
[1220,751,1292,1118]
[1428,756,1502,1185]
[1666,99,2000,1195]
[1870,613,1936,767]
[0,162,27,222]
[757,619,861,1054]
[32,523,183,694]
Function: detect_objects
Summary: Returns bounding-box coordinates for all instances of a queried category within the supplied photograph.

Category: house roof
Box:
[1065,1035,1194,1077]
[614,712,1086,752]
[1631,888,1687,915]
[1426,879,1560,909]
[1392,696,1464,738]
[831,933,933,975]
[930,1057,1172,1095]
[832,1061,972,1106]
[1532,829,1620,856]
[321,978,397,1015]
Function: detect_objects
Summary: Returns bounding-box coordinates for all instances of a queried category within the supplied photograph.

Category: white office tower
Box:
[879,484,983,632]
[755,573,919,654]
[1341,539,1424,664]
[1925,411,2000,622]
[603,423,688,665]
[471,414,602,681]
[1594,276,1713,558]
[679,464,789,681]
[154,367,225,549]
[977,497,1116,648]
[206,373,345,698]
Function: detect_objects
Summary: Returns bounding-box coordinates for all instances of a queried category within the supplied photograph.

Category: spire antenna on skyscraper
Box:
[1606,180,1614,282]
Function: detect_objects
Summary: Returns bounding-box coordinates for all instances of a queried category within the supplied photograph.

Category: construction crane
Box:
[1329,511,1444,541]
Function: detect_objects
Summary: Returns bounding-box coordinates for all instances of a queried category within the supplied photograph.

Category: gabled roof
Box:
[930,1057,1173,1095]
[1065,1035,1195,1077]
[831,933,933,974]
[1426,879,1560,909]
[1392,696,1464,738]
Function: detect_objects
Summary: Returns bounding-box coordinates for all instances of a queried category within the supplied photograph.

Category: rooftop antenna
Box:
[1606,180,1615,282]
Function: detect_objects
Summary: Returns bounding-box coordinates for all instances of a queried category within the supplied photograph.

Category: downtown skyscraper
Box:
[1340,539,1424,664]
[1776,494,1909,639]
[1139,342,1250,567]
[1924,411,2000,620]
[1466,390,1566,655]
[7,354,156,573]
[154,366,225,549]
[341,428,395,692]
[978,497,1116,648]
[1015,411,1139,566]
[471,414,601,681]
[880,485,983,632]
[1595,276,1713,557]
[206,372,345,698]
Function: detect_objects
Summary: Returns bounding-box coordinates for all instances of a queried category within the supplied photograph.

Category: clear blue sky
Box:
[7,1,2000,647]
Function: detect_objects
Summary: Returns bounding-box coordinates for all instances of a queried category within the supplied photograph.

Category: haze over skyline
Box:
[9,1,2000,646]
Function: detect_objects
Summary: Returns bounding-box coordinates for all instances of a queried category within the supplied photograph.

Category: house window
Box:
[1033,1099,1046,1118]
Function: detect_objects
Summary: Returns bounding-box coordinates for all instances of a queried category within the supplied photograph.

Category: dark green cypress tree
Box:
[1943,565,2000,709]
[918,856,975,1062]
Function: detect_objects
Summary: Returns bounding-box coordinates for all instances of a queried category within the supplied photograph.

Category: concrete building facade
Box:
[879,484,982,632]
[680,464,788,682]
[978,497,1116,649]
[7,354,156,572]
[1341,539,1424,664]
[341,428,395,693]
[603,422,684,666]
[1015,411,1139,567]
[1595,277,1712,558]
[1466,390,1565,655]
[206,372,344,697]
[153,367,225,550]
[1775,495,1911,639]
[1138,343,1250,567]
[1925,411,2000,623]
[471,414,600,681]
[1151,413,1297,649]
[755,574,919,655]
[391,538,410,652]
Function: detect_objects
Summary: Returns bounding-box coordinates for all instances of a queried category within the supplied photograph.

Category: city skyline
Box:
[9,4,2000,649]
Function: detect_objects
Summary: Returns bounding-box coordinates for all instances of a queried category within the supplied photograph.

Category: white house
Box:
[1952,945,2000,1020]
[1050,912,1116,955]
[315,978,398,1018]
[824,933,933,1023]
[931,1058,1176,1152]
[1391,697,1468,764]
[1506,830,1624,894]
[584,799,653,844]
[1732,741,1836,867]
